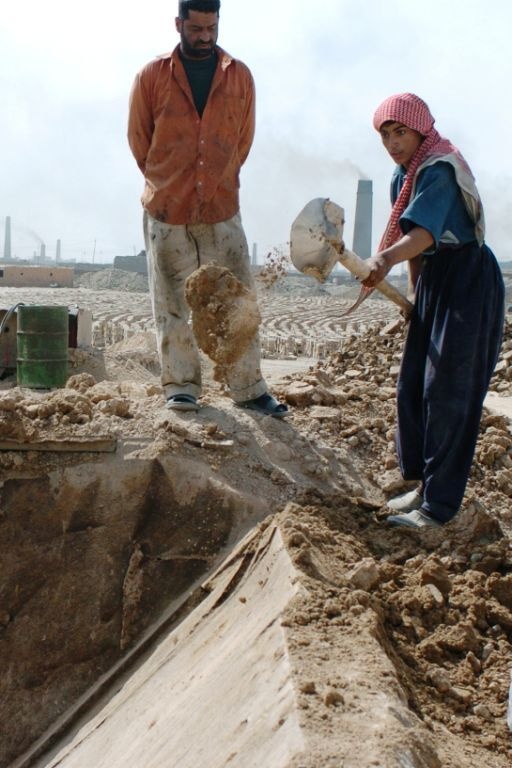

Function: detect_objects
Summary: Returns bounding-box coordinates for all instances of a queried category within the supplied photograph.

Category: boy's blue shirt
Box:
[391,161,477,251]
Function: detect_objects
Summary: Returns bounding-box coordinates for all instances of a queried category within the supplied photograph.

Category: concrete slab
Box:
[36,527,305,768]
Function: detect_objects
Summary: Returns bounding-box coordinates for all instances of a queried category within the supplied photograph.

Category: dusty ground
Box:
[1,271,511,767]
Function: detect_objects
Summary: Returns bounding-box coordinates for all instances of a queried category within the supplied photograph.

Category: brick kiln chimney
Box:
[3,216,12,261]
[352,179,373,258]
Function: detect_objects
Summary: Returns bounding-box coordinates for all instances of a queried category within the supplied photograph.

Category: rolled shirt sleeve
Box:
[396,162,476,248]
[128,69,155,175]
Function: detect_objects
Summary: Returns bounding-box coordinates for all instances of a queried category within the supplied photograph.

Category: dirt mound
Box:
[276,497,512,767]
[75,268,148,293]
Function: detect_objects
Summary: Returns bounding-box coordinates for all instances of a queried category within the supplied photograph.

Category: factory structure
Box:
[0,215,149,285]
[0,179,375,286]
[1,216,71,287]
[1,217,72,287]
[3,180,512,290]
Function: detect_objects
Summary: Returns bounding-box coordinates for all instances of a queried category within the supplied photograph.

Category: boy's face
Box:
[379,122,423,169]
[176,10,219,59]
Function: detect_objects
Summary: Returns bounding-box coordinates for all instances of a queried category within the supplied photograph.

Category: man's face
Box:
[176,10,219,59]
[380,121,423,169]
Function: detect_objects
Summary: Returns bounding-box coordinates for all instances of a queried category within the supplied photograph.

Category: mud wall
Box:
[0,266,73,288]
[0,451,267,767]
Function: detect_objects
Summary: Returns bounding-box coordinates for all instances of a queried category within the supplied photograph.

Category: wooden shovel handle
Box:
[338,248,414,316]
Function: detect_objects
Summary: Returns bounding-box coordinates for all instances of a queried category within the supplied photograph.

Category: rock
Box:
[425,583,445,607]
[379,469,411,494]
[308,406,340,420]
[284,382,319,406]
[299,681,317,695]
[473,703,493,721]
[323,600,342,618]
[420,560,452,596]
[486,600,512,632]
[427,667,452,693]
[449,501,503,546]
[323,688,344,706]
[450,687,473,705]
[488,573,512,610]
[380,318,403,335]
[347,558,380,591]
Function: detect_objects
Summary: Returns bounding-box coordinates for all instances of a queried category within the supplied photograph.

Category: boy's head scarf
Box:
[373,93,476,250]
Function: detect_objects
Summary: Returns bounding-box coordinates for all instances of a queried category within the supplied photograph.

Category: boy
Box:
[362,93,504,529]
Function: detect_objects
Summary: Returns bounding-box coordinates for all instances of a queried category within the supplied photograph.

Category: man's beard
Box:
[181,36,215,59]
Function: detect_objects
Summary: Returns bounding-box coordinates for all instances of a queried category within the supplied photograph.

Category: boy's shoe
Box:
[387,509,442,529]
[386,489,423,513]
[166,394,199,412]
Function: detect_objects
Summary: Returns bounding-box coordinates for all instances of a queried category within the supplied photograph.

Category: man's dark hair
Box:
[178,0,220,19]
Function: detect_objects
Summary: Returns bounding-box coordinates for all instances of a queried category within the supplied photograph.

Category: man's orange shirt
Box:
[128,45,255,225]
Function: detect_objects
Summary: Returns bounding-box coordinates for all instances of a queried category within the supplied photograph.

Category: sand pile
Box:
[75,269,148,293]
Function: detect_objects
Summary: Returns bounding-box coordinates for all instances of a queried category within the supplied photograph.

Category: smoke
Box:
[0,219,47,260]
[242,138,373,252]
[342,159,370,181]
[11,221,45,245]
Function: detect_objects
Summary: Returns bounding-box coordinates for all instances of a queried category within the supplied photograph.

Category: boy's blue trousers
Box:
[396,242,505,523]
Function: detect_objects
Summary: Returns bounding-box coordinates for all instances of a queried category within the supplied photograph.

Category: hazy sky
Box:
[1,0,511,264]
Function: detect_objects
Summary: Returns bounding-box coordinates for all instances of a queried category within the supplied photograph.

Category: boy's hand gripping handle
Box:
[337,246,414,318]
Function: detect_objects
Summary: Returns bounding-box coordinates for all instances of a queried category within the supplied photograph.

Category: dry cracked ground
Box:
[0,269,511,768]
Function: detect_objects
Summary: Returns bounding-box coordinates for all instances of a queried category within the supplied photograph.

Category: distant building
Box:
[0,265,73,288]
[113,251,148,275]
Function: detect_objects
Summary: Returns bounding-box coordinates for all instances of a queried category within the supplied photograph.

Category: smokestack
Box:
[251,242,258,266]
[3,216,12,261]
[352,179,373,258]
[40,243,46,263]
[56,239,61,262]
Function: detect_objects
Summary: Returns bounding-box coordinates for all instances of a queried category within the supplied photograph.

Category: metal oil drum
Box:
[17,305,68,389]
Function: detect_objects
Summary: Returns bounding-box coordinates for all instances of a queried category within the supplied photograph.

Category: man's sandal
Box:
[237,392,288,418]
[166,394,199,412]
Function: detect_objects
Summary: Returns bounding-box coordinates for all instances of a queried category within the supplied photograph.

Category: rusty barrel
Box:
[17,305,68,389]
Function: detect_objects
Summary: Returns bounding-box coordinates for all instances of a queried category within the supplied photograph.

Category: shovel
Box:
[334,244,413,317]
[289,197,413,317]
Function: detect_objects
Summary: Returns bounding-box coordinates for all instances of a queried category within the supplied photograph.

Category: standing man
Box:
[128,0,287,416]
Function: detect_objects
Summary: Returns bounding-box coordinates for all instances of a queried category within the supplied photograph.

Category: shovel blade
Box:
[341,285,375,317]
